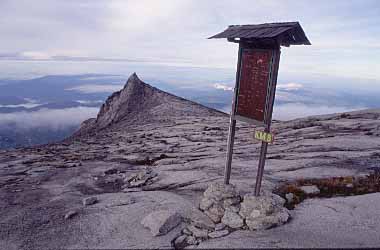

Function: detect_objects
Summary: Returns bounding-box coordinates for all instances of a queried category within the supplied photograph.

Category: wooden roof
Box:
[209,22,311,46]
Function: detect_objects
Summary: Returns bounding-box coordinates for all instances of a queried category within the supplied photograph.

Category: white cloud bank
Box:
[66,84,123,93]
[277,83,303,91]
[0,107,99,130]
[0,98,43,108]
[273,103,366,121]
[213,83,234,91]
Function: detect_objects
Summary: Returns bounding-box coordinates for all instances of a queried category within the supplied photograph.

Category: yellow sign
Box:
[254,130,274,143]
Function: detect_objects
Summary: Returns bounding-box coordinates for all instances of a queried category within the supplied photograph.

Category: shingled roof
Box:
[209,22,311,46]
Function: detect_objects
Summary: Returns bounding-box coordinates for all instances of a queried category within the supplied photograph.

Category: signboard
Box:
[210,22,310,197]
[254,130,274,143]
[235,49,273,124]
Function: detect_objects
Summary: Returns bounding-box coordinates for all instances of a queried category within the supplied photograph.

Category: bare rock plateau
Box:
[1,73,380,249]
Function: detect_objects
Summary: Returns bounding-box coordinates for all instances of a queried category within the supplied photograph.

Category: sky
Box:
[0,0,379,81]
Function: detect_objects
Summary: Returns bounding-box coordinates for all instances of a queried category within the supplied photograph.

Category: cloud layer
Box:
[66,84,124,93]
[0,107,99,130]
[0,0,379,79]
[272,103,366,121]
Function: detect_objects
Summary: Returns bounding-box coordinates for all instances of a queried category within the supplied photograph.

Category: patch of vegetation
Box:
[274,170,380,209]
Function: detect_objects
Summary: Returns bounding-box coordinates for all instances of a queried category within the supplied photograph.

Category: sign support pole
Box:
[224,44,243,185]
[254,47,281,196]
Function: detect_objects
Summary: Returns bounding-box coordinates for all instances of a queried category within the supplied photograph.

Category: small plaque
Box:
[236,49,273,123]
[254,130,274,143]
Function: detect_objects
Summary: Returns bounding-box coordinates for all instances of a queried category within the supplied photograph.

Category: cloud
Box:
[66,84,123,93]
[0,98,43,108]
[0,107,99,130]
[75,100,104,104]
[213,83,234,91]
[277,83,303,91]
[0,0,379,79]
[272,103,367,121]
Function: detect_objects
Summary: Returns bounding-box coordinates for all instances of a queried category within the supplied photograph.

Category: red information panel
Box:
[236,49,273,122]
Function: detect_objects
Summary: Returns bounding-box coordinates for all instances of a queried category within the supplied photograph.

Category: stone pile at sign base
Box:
[200,182,289,230]
[173,182,290,248]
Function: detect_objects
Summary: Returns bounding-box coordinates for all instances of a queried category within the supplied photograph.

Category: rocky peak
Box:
[94,73,158,129]
[76,73,226,135]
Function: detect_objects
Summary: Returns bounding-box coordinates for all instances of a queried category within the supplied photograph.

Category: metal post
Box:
[224,118,236,184]
[254,126,270,196]
[224,44,243,185]
[254,47,281,196]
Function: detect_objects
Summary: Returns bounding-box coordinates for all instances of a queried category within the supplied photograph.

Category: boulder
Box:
[174,235,187,249]
[189,208,215,230]
[203,182,237,201]
[245,208,290,231]
[200,182,242,224]
[224,205,240,213]
[239,194,290,231]
[221,210,244,229]
[141,209,182,236]
[239,194,284,218]
[199,197,214,211]
[204,204,224,223]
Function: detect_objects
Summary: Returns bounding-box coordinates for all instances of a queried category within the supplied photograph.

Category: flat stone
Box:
[141,209,182,236]
[221,210,244,229]
[214,223,226,231]
[208,229,229,238]
[83,196,98,206]
[122,187,142,192]
[64,210,78,220]
[187,225,208,239]
[300,185,320,195]
[105,198,136,207]
[129,179,148,188]
[245,208,290,231]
